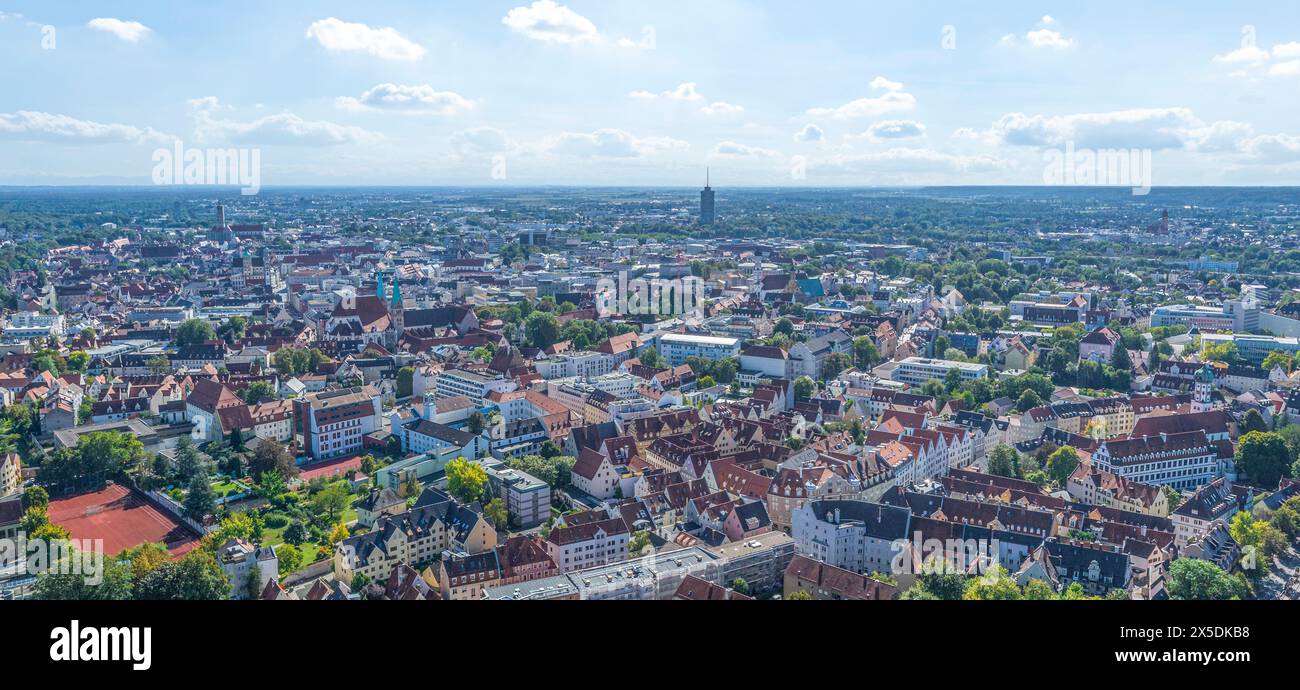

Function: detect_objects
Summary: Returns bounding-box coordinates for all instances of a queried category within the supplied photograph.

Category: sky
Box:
[1,1,1299,187]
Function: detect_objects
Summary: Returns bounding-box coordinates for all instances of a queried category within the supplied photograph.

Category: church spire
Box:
[376,271,385,299]
[390,275,402,308]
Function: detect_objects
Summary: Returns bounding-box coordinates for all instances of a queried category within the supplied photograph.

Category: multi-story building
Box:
[434,368,516,404]
[544,515,630,573]
[334,489,496,584]
[294,386,383,461]
[656,333,741,366]
[217,538,279,600]
[1089,430,1226,491]
[790,500,912,575]
[482,458,552,528]
[890,357,988,387]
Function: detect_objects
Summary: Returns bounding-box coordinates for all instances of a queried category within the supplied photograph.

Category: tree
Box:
[174,437,203,484]
[466,411,486,436]
[175,318,217,346]
[1235,431,1291,487]
[65,350,90,372]
[786,590,812,600]
[446,457,488,504]
[1015,389,1041,413]
[218,316,248,344]
[249,439,298,482]
[962,566,1022,600]
[639,346,663,368]
[943,367,962,394]
[484,497,508,528]
[731,577,751,596]
[1021,578,1058,600]
[852,336,881,370]
[135,550,231,600]
[822,352,852,380]
[524,311,560,349]
[396,366,415,398]
[774,318,795,336]
[183,472,215,522]
[1110,345,1132,371]
[23,485,49,511]
[122,542,171,581]
[793,376,816,400]
[1046,446,1081,486]
[146,354,172,376]
[1166,558,1249,600]
[987,444,1020,478]
[1240,409,1268,435]
[35,552,134,600]
[284,521,308,546]
[1263,350,1294,373]
[276,543,303,575]
[239,380,276,404]
[328,521,350,544]
[309,482,352,524]
[245,562,263,599]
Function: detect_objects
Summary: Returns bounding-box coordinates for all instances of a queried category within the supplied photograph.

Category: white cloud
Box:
[711,141,781,158]
[335,84,477,115]
[869,76,904,91]
[87,18,151,43]
[186,96,225,112]
[1001,17,1075,49]
[1025,29,1074,49]
[823,147,1014,174]
[192,104,378,146]
[1239,133,1300,162]
[502,1,599,45]
[0,111,170,144]
[617,25,656,50]
[450,127,511,154]
[1213,38,1300,79]
[1213,44,1270,64]
[1269,60,1300,77]
[1183,121,1255,152]
[959,108,1201,149]
[862,119,927,140]
[807,77,915,119]
[544,129,686,157]
[305,17,425,61]
[794,124,824,143]
[1274,42,1300,59]
[630,82,703,101]
[701,101,744,116]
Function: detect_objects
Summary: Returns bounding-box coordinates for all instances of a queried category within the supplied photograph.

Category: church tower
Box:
[1192,363,1215,413]
[390,275,404,334]
[376,271,386,299]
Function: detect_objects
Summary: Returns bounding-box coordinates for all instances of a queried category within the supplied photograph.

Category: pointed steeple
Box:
[390,275,402,308]
[376,271,386,299]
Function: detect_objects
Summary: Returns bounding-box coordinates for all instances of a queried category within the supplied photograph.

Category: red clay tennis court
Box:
[47,483,200,557]
[297,454,363,482]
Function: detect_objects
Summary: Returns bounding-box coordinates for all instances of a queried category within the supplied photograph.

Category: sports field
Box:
[47,484,200,557]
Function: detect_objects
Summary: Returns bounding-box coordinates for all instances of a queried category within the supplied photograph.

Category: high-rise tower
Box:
[700,168,715,225]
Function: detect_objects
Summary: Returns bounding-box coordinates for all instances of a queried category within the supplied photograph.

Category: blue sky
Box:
[1,1,1299,186]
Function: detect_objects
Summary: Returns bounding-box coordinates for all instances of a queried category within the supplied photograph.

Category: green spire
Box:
[391,275,402,307]
[376,272,385,299]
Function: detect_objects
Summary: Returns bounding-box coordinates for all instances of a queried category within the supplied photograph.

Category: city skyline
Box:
[0,1,1299,187]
